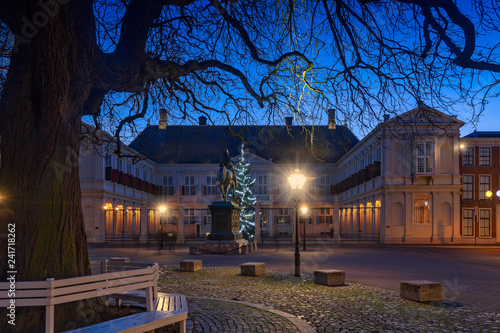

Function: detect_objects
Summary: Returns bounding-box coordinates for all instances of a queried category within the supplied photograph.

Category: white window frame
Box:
[163,175,174,196]
[479,147,491,166]
[479,208,491,238]
[277,208,291,224]
[184,208,196,224]
[463,147,474,166]
[104,153,112,168]
[462,208,474,237]
[184,175,196,196]
[206,175,217,196]
[479,174,491,200]
[462,175,474,200]
[416,141,433,174]
[318,208,333,224]
[319,175,331,196]
[258,175,268,194]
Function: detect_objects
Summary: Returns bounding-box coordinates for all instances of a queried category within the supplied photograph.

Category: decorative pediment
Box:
[388,105,465,126]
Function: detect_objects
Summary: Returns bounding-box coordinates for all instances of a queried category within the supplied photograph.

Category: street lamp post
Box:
[159,205,166,250]
[301,206,308,251]
[288,169,307,278]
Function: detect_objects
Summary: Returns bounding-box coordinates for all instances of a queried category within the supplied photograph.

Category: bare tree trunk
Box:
[0,1,112,331]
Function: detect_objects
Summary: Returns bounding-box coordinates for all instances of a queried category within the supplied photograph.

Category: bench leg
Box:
[180,319,186,333]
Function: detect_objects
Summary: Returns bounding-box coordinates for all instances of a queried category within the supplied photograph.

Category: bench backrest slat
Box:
[0,262,159,308]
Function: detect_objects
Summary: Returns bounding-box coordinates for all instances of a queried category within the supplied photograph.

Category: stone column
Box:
[332,196,341,243]
[268,207,274,237]
[122,208,128,238]
[139,206,149,243]
[177,203,185,244]
[254,201,261,243]
[112,207,117,237]
[404,191,413,240]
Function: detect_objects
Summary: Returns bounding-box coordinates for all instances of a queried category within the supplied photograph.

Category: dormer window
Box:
[416,141,433,173]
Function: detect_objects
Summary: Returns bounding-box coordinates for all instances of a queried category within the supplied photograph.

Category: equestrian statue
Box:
[217,149,238,201]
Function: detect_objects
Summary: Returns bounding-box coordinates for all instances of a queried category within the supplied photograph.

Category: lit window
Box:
[462,175,474,200]
[479,147,491,166]
[462,209,474,237]
[479,209,491,237]
[416,141,433,173]
[206,175,217,196]
[413,193,430,224]
[479,175,491,199]
[277,208,290,224]
[163,176,174,196]
[463,147,474,166]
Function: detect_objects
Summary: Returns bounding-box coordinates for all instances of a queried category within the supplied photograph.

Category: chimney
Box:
[327,109,336,130]
[285,116,293,126]
[383,114,390,122]
[199,116,207,126]
[159,109,167,129]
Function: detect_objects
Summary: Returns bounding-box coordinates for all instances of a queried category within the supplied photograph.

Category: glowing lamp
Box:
[288,169,306,190]
[301,206,308,215]
[486,191,493,198]
[159,205,167,214]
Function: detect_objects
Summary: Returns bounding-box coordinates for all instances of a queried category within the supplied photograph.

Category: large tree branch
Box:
[398,0,500,72]
[209,0,313,69]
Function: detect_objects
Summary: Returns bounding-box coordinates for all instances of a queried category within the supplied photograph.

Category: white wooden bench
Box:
[65,293,188,333]
[0,260,188,333]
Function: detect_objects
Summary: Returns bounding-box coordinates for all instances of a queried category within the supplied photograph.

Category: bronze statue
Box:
[217,149,238,201]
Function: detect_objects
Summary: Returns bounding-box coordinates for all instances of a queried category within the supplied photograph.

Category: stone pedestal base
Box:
[241,262,266,276]
[180,260,202,272]
[200,239,248,254]
[400,281,443,302]
[314,270,345,286]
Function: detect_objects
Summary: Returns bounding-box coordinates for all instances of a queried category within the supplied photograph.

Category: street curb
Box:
[186,296,316,333]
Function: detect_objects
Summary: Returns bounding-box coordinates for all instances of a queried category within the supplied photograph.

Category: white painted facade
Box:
[79,107,499,245]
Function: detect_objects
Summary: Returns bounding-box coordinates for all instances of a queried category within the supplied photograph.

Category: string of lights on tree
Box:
[235,145,257,240]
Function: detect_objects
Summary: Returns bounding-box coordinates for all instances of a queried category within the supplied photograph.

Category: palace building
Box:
[79,107,500,245]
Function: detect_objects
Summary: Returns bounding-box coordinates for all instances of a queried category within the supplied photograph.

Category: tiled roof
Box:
[463,131,500,138]
[129,125,359,164]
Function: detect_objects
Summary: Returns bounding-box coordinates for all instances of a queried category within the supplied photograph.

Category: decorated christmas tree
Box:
[235,145,257,240]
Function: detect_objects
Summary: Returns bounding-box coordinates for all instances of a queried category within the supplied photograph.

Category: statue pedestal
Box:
[199,201,248,254]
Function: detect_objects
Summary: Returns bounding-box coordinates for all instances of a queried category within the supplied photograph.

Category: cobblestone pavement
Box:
[158,266,500,332]
[185,297,302,332]
[89,243,500,312]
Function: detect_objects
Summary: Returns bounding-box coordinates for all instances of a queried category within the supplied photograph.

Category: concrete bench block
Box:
[180,260,202,272]
[314,269,345,286]
[241,245,249,255]
[400,280,443,302]
[241,262,265,276]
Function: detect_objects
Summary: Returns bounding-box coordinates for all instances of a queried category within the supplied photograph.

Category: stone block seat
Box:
[180,260,202,272]
[241,262,265,276]
[314,269,345,286]
[400,280,443,302]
